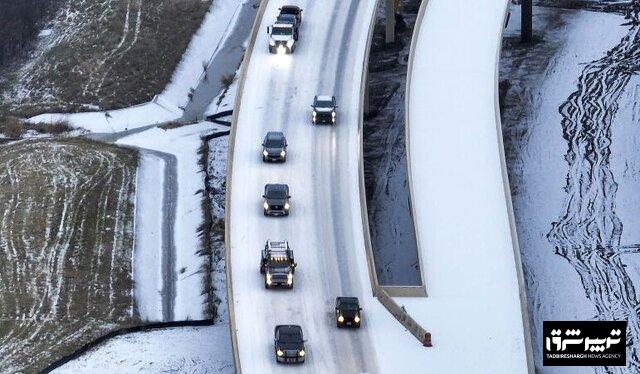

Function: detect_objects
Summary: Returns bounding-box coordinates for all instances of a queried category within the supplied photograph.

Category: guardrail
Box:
[357,0,431,346]
[494,2,535,372]
[224,0,269,373]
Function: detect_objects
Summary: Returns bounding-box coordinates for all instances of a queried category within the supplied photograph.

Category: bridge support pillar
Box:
[385,0,397,44]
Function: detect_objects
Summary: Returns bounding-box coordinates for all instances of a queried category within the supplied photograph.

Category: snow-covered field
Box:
[0,139,138,372]
[404,0,530,372]
[55,324,234,373]
[501,3,640,372]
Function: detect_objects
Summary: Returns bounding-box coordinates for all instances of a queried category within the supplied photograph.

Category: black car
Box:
[311,95,337,125]
[279,5,302,26]
[274,325,306,364]
[260,240,296,289]
[335,297,362,328]
[262,131,287,162]
[263,184,290,216]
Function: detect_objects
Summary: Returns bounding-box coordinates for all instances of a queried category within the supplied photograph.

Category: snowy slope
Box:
[28,0,250,133]
[226,0,441,372]
[404,0,531,372]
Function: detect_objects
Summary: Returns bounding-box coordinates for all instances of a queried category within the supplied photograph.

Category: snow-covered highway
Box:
[226,0,416,372]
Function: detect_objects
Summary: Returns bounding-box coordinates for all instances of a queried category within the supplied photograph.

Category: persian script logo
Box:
[543,321,627,366]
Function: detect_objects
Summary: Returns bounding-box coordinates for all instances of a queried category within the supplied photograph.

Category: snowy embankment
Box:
[118,123,217,321]
[404,0,531,372]
[501,4,640,372]
[28,0,249,132]
[54,324,233,373]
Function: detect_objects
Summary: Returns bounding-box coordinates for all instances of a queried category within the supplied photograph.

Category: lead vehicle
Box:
[263,184,290,216]
[260,240,296,289]
[274,325,306,364]
[311,95,337,125]
[278,5,302,26]
[335,297,362,328]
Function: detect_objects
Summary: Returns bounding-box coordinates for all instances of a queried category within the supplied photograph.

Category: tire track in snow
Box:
[547,3,640,372]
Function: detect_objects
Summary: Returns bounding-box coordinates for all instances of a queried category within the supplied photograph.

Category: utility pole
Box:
[385,0,396,44]
[521,0,533,43]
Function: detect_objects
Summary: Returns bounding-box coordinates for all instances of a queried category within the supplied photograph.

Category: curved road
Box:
[228,0,382,372]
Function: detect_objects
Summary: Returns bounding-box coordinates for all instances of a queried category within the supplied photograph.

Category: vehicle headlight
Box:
[332,111,336,118]
[287,39,294,47]
[277,349,284,357]
[280,150,286,157]
[266,273,272,285]
[284,202,290,210]
[277,45,286,55]
[287,272,293,284]
[263,202,269,210]
[312,111,317,117]
[269,39,275,46]
[263,150,269,157]
[338,315,344,323]
[298,349,305,357]
[354,314,361,323]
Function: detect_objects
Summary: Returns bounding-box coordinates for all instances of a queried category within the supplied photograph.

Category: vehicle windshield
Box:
[267,188,287,199]
[340,302,359,310]
[272,26,293,36]
[264,138,283,148]
[316,100,333,108]
[279,331,301,343]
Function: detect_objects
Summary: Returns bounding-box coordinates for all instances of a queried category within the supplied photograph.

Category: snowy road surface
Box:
[227,0,438,372]
[404,0,531,372]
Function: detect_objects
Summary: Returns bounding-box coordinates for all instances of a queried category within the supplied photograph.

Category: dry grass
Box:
[3,0,212,116]
[0,112,72,138]
[0,139,139,372]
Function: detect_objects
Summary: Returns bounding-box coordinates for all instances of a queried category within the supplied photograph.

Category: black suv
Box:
[263,184,290,216]
[262,131,287,162]
[335,297,362,328]
[274,325,306,364]
[260,240,296,289]
[311,95,337,125]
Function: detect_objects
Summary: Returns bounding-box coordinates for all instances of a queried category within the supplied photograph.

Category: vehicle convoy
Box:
[279,5,302,25]
[311,95,337,125]
[267,17,298,54]
[263,184,291,216]
[274,325,306,364]
[335,297,362,328]
[260,240,296,289]
[262,131,287,162]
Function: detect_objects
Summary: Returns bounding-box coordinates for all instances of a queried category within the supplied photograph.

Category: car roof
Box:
[280,5,300,10]
[265,131,284,139]
[337,297,359,305]
[265,183,289,192]
[275,325,302,334]
[316,95,334,102]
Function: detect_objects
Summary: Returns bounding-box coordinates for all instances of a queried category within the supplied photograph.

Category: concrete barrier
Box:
[404,0,430,296]
[494,2,535,372]
[357,0,431,346]
[224,1,269,373]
